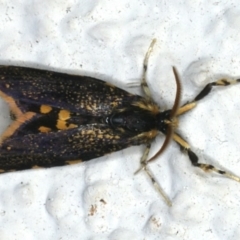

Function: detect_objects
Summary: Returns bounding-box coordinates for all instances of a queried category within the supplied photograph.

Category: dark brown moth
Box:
[0,39,239,205]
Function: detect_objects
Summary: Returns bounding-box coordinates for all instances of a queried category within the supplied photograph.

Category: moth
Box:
[0,39,239,205]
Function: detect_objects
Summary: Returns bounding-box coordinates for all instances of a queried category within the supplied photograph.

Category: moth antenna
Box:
[170,67,182,118]
[147,127,173,163]
[147,67,181,162]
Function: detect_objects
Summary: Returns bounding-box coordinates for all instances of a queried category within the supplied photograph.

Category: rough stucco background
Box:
[0,0,240,239]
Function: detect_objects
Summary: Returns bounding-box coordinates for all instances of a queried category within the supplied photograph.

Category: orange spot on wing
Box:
[40,105,52,114]
[0,112,36,144]
[58,110,71,120]
[68,123,77,128]
[0,91,23,117]
[38,126,52,133]
[56,119,77,130]
[56,119,67,130]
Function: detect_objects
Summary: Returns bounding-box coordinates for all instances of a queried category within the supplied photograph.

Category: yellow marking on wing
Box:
[69,123,77,128]
[59,109,71,120]
[0,90,23,117]
[40,105,52,114]
[0,112,36,144]
[38,126,52,133]
[56,120,77,130]
[65,160,82,165]
[57,120,67,130]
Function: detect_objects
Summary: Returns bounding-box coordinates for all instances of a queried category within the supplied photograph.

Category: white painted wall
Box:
[0,1,240,239]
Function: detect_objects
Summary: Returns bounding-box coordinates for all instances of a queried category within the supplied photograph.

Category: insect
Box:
[0,39,239,205]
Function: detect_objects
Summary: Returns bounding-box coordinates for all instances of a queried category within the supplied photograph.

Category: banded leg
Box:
[135,143,172,206]
[173,133,240,182]
[141,39,157,100]
[177,78,240,116]
[143,165,172,206]
[135,143,151,174]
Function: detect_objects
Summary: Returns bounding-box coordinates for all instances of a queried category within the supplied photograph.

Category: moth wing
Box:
[0,66,143,117]
[0,124,150,172]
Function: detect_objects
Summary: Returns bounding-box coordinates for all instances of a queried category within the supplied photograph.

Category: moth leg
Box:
[141,39,157,100]
[135,143,151,174]
[177,78,240,116]
[135,143,172,206]
[143,164,172,206]
[173,133,240,182]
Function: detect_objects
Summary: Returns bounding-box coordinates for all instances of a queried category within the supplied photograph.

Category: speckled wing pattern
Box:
[0,66,151,172]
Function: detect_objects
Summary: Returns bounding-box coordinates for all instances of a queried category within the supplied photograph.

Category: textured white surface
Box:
[0,1,240,239]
